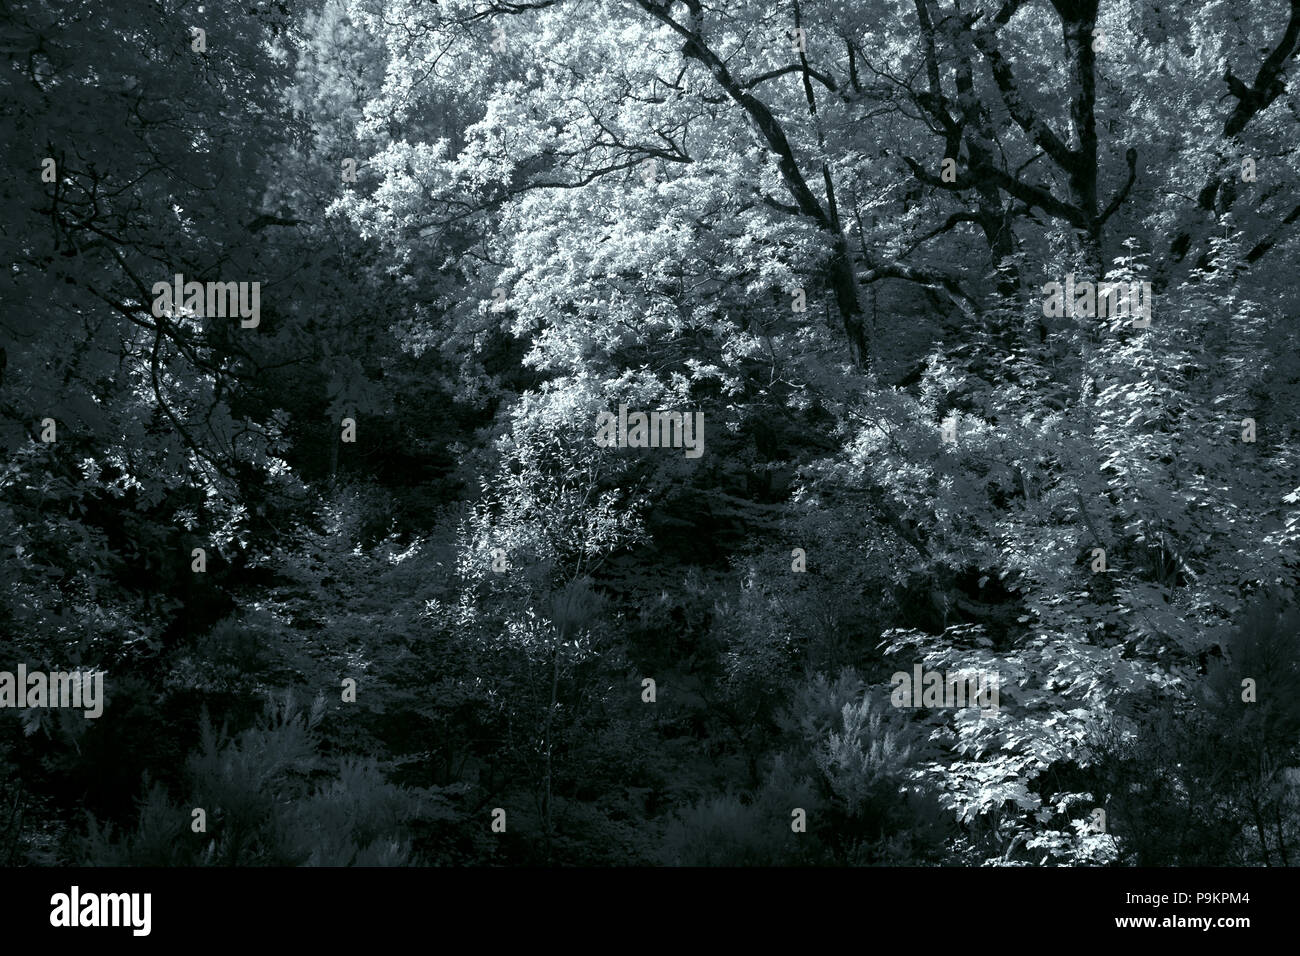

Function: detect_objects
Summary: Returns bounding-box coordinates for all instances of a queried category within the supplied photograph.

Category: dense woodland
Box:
[2,0,1300,866]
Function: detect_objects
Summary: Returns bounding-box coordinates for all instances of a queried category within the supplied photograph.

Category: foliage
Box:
[3,0,1299,867]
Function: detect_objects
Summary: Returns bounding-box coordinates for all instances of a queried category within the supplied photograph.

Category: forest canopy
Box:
[1,0,1299,866]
